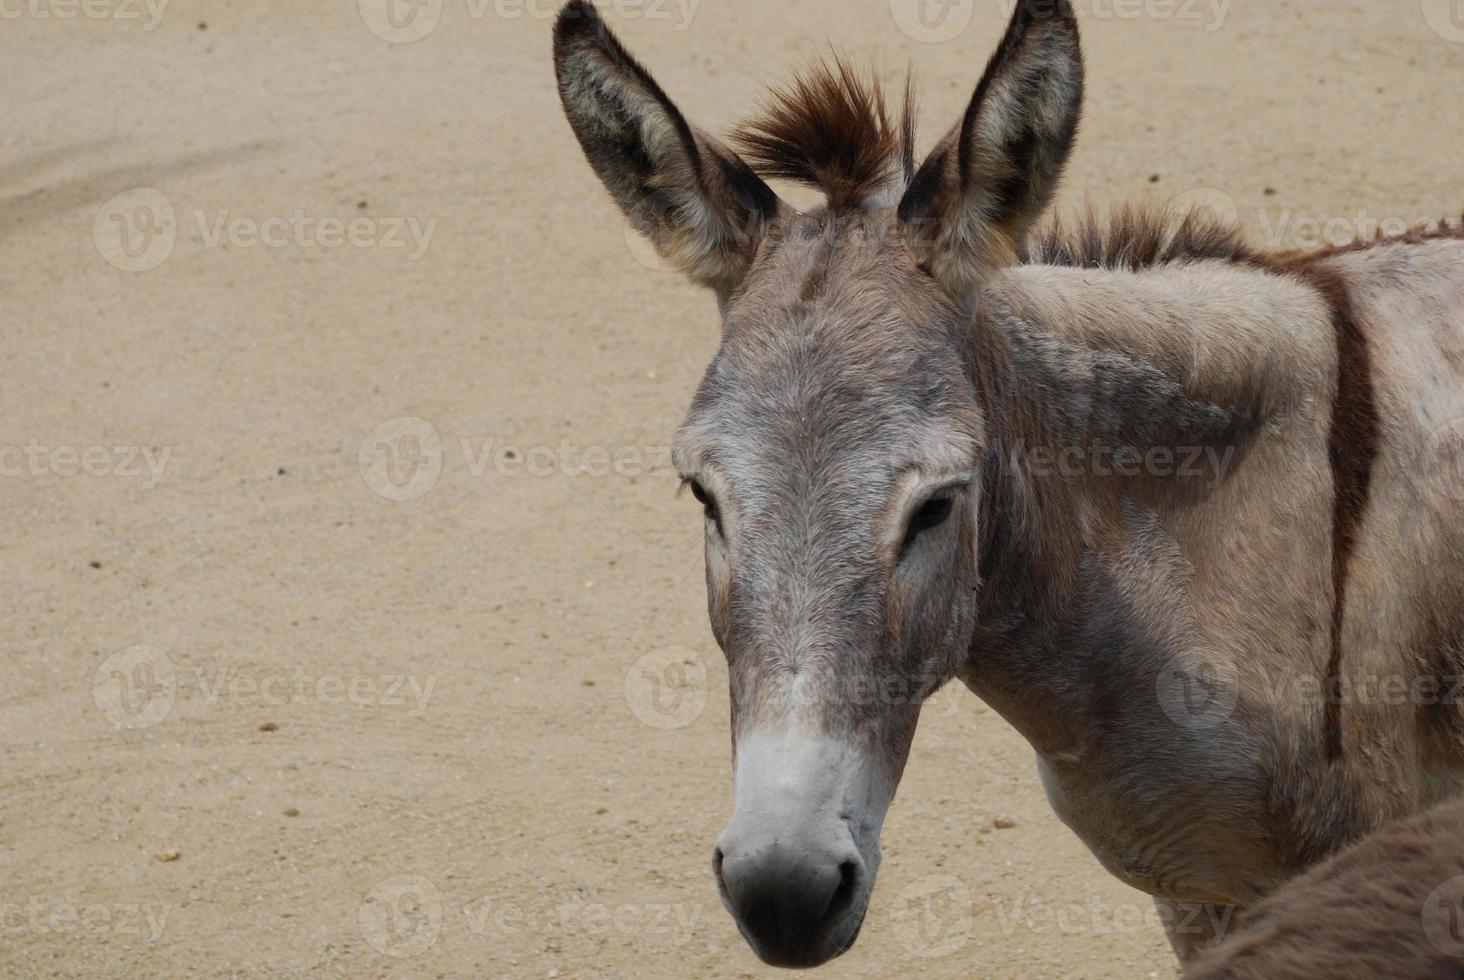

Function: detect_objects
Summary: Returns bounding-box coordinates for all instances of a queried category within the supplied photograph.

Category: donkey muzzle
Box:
[713,730,892,967]
[713,823,866,967]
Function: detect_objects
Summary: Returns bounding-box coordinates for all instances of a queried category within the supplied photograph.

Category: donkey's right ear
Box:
[553,0,783,293]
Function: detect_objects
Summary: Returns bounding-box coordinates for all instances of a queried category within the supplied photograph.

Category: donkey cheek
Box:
[704,550,735,647]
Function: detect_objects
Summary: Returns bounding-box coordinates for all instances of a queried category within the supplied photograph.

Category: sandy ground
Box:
[1,0,1461,977]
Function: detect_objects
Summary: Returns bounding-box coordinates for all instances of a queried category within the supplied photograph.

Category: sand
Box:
[2,0,1461,977]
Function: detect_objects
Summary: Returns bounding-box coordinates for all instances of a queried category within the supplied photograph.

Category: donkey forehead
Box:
[674,225,983,486]
[738,208,927,304]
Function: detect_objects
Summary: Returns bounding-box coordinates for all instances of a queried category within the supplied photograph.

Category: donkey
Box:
[1183,797,1464,979]
[554,0,1464,968]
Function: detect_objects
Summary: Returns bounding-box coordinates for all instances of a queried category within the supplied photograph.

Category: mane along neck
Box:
[1020,204,1464,272]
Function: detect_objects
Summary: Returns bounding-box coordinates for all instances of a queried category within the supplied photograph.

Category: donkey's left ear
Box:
[899,0,1082,297]
[554,0,783,294]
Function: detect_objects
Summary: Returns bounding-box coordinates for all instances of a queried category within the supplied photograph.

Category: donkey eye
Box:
[688,480,722,531]
[901,496,954,555]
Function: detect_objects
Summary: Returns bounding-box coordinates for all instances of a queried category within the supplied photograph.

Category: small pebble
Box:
[993,818,1018,830]
[156,850,181,863]
[1148,174,1161,184]
[88,561,102,570]
[258,722,279,732]
[283,808,300,818]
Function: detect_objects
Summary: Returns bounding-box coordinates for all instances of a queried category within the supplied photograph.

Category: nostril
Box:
[714,837,867,943]
[825,860,860,922]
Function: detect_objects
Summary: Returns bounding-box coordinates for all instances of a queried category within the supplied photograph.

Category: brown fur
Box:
[1184,796,1464,979]
[1022,205,1255,269]
[732,58,916,212]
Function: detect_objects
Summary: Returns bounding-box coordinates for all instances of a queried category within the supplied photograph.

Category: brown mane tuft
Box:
[731,58,915,212]
[1021,206,1464,273]
[1020,204,1255,270]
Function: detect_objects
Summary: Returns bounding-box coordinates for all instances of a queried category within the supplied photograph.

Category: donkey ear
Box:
[553,0,782,293]
[898,0,1082,297]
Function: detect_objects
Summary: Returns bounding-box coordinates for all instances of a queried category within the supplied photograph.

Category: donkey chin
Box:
[711,728,895,969]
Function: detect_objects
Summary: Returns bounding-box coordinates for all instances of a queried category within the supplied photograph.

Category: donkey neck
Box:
[961,258,1337,753]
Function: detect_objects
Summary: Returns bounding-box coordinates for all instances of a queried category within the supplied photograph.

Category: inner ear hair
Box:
[553,0,781,292]
[956,0,1083,239]
[898,0,1084,296]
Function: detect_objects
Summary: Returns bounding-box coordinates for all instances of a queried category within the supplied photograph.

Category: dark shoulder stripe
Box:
[1269,257,1380,761]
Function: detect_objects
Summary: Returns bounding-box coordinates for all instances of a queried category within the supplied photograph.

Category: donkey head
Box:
[555,0,1082,966]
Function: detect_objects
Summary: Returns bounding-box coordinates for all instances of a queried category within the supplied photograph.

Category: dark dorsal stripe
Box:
[1270,258,1380,762]
[1021,207,1462,273]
